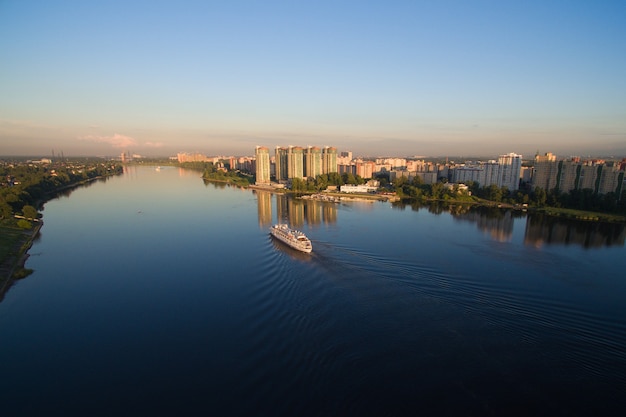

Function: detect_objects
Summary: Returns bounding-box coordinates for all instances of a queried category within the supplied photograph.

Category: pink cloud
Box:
[144,141,164,148]
[79,133,137,148]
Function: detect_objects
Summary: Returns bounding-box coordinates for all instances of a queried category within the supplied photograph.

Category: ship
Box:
[269,224,313,253]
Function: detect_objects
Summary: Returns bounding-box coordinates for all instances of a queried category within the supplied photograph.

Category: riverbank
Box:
[248,185,399,202]
[0,172,121,285]
[533,206,626,223]
[0,220,42,299]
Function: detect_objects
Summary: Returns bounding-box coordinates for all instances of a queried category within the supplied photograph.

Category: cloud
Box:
[144,141,164,148]
[79,133,137,148]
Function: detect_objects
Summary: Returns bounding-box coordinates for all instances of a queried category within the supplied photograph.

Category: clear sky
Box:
[1,0,625,158]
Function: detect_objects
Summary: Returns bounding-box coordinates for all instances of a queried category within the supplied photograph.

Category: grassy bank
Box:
[0,220,40,285]
[534,207,626,223]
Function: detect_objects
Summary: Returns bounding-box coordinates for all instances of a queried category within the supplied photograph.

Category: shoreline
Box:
[248,185,399,202]
[0,173,118,285]
[0,220,42,300]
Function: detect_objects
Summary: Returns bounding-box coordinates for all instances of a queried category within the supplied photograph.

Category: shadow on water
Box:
[525,212,626,248]
[394,201,626,248]
[268,236,312,263]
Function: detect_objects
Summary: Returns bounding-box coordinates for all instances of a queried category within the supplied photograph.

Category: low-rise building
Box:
[340,184,378,193]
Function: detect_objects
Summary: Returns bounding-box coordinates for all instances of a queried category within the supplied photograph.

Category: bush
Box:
[17,219,32,229]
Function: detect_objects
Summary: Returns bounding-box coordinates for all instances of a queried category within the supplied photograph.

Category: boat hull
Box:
[269,224,313,253]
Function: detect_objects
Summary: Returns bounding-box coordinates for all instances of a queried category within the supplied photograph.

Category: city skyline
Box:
[1,1,626,157]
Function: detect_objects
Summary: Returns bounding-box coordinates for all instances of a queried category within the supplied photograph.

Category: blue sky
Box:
[1,0,625,158]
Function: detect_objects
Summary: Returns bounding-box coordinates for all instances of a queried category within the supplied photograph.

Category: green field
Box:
[0,224,25,263]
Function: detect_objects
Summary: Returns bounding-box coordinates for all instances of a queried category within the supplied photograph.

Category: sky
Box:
[1,0,625,158]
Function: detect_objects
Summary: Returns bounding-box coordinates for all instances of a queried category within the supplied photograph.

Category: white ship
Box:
[269,224,313,253]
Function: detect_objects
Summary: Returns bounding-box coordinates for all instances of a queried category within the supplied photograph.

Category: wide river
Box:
[1,166,625,416]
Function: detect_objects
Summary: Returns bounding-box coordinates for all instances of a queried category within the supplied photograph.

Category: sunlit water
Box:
[1,166,625,416]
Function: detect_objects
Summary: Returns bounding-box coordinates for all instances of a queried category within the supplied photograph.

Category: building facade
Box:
[498,153,522,191]
[287,146,304,180]
[255,146,271,185]
[305,146,323,178]
[531,155,625,196]
[322,147,338,175]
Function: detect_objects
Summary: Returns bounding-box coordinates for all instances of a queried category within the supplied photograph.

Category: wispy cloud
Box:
[79,133,137,148]
[144,141,164,148]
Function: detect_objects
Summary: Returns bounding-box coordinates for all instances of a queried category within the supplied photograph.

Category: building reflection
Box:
[322,202,338,224]
[256,191,272,227]
[255,192,338,228]
[452,208,515,242]
[453,206,626,248]
[524,214,626,249]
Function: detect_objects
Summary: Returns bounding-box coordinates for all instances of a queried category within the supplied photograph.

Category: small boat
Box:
[269,224,312,253]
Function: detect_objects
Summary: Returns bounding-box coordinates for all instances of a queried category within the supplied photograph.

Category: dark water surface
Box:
[1,166,625,416]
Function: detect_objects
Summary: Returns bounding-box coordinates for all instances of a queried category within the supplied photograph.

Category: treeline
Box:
[386,174,626,214]
[391,176,474,203]
[290,172,366,192]
[196,162,252,187]
[0,162,123,226]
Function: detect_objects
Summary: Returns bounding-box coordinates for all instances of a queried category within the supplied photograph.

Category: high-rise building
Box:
[598,164,624,196]
[551,158,624,196]
[261,144,338,182]
[305,146,323,178]
[255,146,271,185]
[355,160,376,179]
[483,161,500,187]
[557,159,580,193]
[498,153,522,191]
[288,146,304,180]
[322,146,338,174]
[177,152,209,163]
[275,147,289,182]
[532,152,558,191]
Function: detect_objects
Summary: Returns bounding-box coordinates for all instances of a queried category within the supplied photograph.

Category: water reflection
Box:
[453,208,517,242]
[525,214,626,249]
[254,191,338,229]
[257,191,272,227]
[392,201,625,248]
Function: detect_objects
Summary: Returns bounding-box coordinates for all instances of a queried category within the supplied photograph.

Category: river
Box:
[1,165,625,416]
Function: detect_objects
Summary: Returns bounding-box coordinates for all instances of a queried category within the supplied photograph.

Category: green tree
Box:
[486,184,502,202]
[315,174,328,191]
[17,219,32,229]
[392,176,408,188]
[342,172,358,185]
[430,182,444,199]
[0,201,12,219]
[22,205,38,220]
[327,172,342,186]
[291,178,306,193]
[411,175,423,186]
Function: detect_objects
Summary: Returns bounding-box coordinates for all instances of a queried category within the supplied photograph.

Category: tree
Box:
[430,182,444,199]
[315,174,328,191]
[342,172,358,185]
[486,184,502,202]
[22,205,38,220]
[291,178,306,193]
[17,219,32,229]
[0,201,12,219]
[392,176,408,188]
[327,172,342,186]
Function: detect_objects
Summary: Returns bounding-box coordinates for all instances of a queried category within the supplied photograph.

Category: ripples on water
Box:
[2,169,625,416]
[230,231,626,416]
